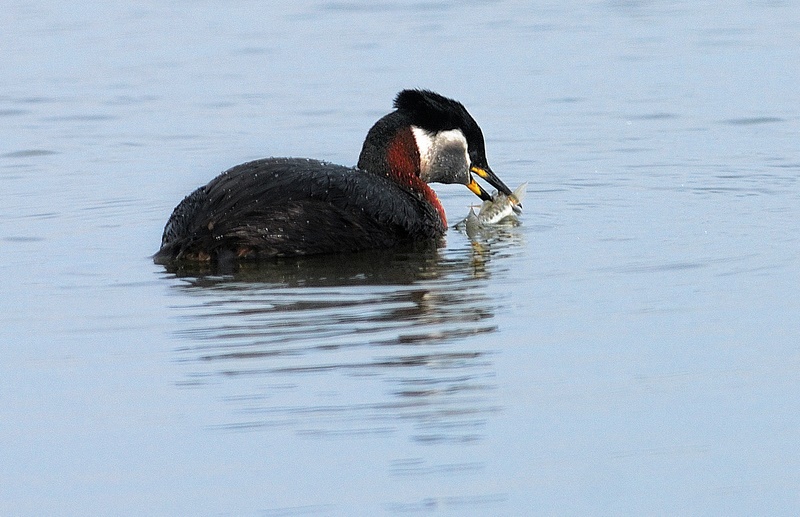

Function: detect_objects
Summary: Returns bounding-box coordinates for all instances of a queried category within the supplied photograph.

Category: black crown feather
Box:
[392,89,487,162]
[393,89,473,133]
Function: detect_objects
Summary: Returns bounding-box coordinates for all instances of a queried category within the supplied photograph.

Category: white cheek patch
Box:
[411,126,434,173]
[411,126,470,176]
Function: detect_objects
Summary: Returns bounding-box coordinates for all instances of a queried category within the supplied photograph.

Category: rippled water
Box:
[2,0,799,515]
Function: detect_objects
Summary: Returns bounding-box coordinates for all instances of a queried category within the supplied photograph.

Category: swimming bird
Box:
[155,89,513,263]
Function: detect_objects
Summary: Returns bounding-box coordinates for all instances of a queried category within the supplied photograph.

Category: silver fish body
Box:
[475,182,527,225]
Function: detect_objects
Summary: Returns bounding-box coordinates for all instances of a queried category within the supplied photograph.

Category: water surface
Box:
[2,0,799,515]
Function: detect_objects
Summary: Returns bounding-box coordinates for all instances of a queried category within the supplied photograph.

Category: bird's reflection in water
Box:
[164,237,517,443]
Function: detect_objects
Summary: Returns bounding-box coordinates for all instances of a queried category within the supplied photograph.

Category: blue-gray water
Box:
[2,1,799,515]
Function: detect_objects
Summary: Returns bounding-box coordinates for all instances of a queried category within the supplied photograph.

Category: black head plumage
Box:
[393,89,489,169]
[393,89,471,131]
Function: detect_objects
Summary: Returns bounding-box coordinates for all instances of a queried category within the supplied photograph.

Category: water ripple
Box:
[1,149,59,158]
[721,117,785,126]
[166,246,504,443]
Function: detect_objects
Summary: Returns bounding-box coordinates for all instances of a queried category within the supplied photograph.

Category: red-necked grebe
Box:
[155,89,512,262]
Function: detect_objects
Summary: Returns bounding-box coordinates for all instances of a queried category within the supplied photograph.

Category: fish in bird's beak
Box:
[467,165,514,201]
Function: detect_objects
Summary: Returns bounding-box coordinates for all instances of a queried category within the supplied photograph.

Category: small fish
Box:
[474,182,527,225]
[464,206,482,234]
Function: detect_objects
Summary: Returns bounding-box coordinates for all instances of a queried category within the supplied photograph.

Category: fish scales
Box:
[475,182,527,225]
